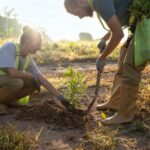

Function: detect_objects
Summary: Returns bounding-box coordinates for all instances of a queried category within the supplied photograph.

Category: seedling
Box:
[63,66,87,108]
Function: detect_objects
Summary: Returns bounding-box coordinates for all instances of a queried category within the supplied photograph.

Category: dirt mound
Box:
[16,99,93,128]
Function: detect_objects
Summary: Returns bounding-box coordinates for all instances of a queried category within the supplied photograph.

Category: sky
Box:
[0,0,109,41]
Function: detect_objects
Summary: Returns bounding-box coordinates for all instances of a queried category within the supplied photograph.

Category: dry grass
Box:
[33,40,120,65]
[0,125,37,150]
[80,123,117,150]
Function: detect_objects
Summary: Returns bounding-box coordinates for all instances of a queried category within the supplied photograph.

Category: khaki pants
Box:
[117,35,145,85]
[0,76,36,103]
[109,34,146,117]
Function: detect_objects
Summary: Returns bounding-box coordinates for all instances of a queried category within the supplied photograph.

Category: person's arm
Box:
[36,73,61,97]
[100,15,124,59]
[97,32,111,53]
[96,15,124,72]
[36,73,69,109]
[5,68,33,79]
[101,32,111,41]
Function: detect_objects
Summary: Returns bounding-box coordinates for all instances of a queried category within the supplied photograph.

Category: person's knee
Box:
[8,78,24,91]
[122,63,141,86]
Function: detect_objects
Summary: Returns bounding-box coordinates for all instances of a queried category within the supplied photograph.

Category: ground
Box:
[0,61,150,150]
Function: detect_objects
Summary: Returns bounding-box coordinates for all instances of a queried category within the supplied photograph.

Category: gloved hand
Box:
[97,39,106,53]
[57,95,71,109]
[32,77,41,92]
[96,57,106,72]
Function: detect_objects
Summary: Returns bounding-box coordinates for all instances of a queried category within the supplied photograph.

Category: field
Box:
[0,40,150,150]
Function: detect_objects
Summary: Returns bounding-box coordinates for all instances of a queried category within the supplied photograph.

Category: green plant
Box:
[63,66,87,107]
[130,0,150,20]
[134,121,149,133]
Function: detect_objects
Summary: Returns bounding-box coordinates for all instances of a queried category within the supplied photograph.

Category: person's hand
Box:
[57,95,70,107]
[32,77,41,92]
[96,57,106,72]
[97,39,106,53]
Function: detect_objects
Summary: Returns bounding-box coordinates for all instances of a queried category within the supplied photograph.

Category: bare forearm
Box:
[37,74,61,97]
[102,32,111,41]
[100,32,124,59]
[99,15,124,59]
[6,68,33,79]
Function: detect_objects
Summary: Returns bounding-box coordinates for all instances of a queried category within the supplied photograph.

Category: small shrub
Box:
[63,66,87,107]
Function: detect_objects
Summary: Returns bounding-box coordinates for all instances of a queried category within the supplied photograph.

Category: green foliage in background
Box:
[0,7,22,38]
[34,40,120,65]
[130,0,150,20]
[63,67,87,107]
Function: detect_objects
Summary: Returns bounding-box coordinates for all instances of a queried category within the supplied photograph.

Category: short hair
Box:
[64,0,77,13]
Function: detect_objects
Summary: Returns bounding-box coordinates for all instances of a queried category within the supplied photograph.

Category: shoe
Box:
[100,113,133,125]
[100,83,138,125]
[96,102,117,111]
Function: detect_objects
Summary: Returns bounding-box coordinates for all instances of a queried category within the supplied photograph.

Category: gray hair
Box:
[64,0,78,13]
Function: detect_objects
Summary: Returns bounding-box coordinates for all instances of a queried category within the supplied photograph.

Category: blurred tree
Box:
[79,32,93,41]
[0,7,21,38]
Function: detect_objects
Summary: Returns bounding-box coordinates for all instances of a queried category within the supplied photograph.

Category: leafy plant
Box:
[63,66,87,107]
[130,0,150,20]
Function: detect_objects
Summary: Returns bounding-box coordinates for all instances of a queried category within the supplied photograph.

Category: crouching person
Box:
[0,26,69,114]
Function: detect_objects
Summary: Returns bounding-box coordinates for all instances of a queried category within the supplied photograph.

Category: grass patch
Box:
[33,40,120,65]
[0,125,37,150]
[80,123,117,150]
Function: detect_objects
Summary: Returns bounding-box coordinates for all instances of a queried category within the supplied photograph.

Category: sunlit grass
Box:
[33,40,120,65]
[0,125,37,150]
[0,38,120,64]
[81,123,117,150]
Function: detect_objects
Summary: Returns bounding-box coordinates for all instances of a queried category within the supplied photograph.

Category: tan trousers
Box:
[109,34,146,117]
[0,76,36,103]
[115,35,144,86]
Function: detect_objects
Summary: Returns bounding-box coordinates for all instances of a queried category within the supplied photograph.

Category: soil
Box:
[16,98,93,128]
[0,61,150,150]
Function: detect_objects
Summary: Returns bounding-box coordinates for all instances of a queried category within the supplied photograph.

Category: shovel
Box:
[85,71,101,115]
[84,40,106,115]
[85,70,102,115]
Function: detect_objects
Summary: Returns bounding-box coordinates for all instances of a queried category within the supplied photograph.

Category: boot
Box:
[96,74,122,111]
[101,83,138,125]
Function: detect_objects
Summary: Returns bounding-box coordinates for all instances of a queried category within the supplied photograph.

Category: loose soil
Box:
[0,61,150,150]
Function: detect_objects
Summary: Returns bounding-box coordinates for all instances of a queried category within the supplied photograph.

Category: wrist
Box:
[101,38,106,43]
[57,95,65,102]
[98,54,107,60]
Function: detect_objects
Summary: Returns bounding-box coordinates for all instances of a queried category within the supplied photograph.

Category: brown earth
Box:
[0,62,150,150]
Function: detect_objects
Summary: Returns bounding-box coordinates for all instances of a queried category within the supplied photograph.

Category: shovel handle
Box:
[85,71,102,115]
[95,71,101,96]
